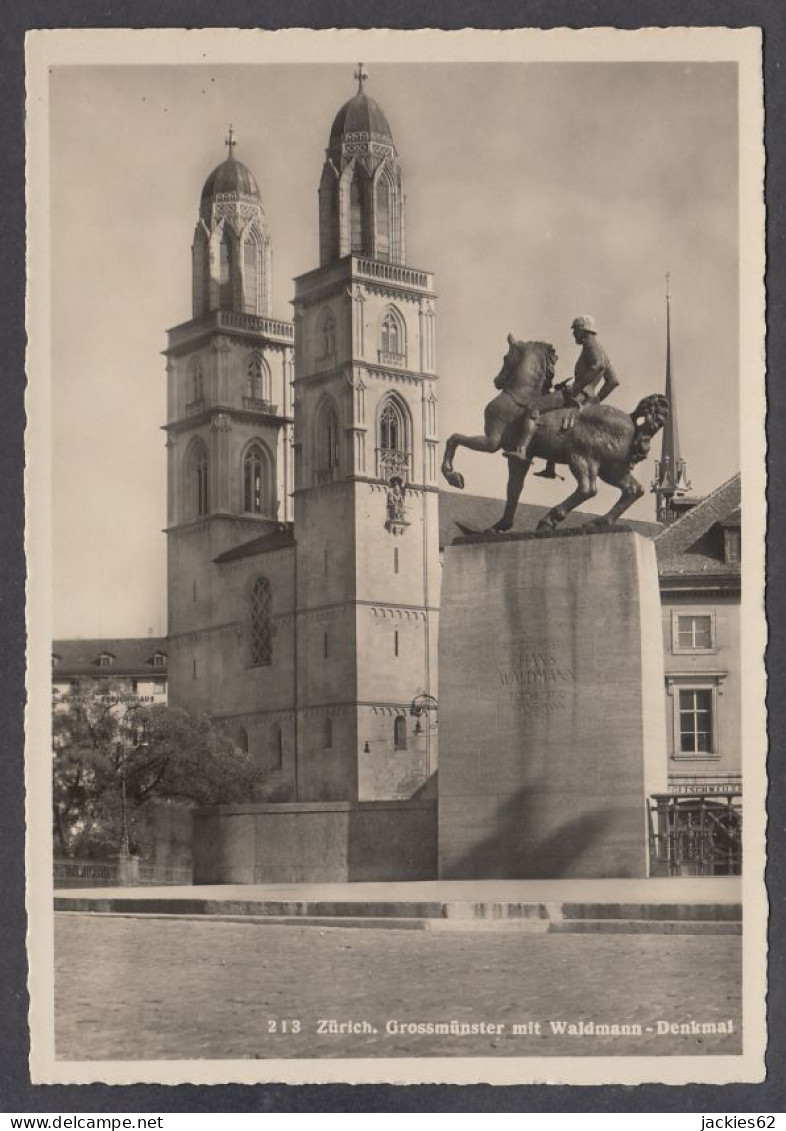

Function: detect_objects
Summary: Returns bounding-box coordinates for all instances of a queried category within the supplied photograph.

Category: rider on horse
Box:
[507,315,620,477]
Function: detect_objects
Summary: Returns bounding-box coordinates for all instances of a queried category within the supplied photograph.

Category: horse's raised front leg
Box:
[591,469,644,526]
[536,456,598,532]
[491,454,531,532]
[442,427,505,490]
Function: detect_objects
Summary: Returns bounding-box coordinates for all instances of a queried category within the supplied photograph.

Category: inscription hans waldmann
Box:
[498,640,576,714]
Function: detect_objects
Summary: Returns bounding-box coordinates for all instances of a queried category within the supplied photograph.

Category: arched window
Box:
[188,358,204,405]
[243,227,262,315]
[272,725,283,770]
[319,309,336,359]
[394,715,408,751]
[244,352,270,403]
[243,442,268,514]
[249,576,272,666]
[379,307,406,362]
[219,229,234,308]
[350,171,366,254]
[236,726,249,754]
[378,395,411,482]
[187,439,209,518]
[376,178,390,261]
[316,398,340,480]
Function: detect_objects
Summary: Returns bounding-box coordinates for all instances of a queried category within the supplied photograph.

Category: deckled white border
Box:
[25,26,767,1087]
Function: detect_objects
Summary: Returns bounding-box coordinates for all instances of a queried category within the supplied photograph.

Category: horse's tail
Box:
[628,394,670,467]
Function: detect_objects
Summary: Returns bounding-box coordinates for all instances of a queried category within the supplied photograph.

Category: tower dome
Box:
[191,127,272,319]
[318,66,405,266]
[200,156,261,205]
[329,89,393,148]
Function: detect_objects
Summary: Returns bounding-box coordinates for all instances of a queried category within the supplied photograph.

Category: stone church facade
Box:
[164,75,440,804]
[163,72,742,865]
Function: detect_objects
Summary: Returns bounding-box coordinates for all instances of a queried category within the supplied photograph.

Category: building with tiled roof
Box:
[52,637,168,705]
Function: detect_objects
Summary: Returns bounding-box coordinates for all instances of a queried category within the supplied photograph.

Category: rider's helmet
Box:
[571,315,597,335]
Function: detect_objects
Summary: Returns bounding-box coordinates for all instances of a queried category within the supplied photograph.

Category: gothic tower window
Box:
[242,225,266,315]
[186,438,209,519]
[316,397,340,482]
[378,394,411,482]
[379,306,406,363]
[376,177,390,261]
[219,228,235,308]
[236,726,249,753]
[318,308,337,361]
[249,576,273,666]
[188,358,204,405]
[350,170,367,254]
[244,352,270,404]
[243,442,269,514]
[318,165,340,266]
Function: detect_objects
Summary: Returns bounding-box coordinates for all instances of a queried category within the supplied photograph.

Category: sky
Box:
[48,60,740,639]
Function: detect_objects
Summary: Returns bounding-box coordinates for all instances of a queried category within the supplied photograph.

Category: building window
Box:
[97,653,114,668]
[243,443,268,514]
[678,688,714,754]
[724,528,741,564]
[272,725,283,770]
[378,395,410,482]
[394,629,399,657]
[219,230,234,307]
[376,178,390,261]
[192,658,197,680]
[394,547,399,574]
[379,307,406,362]
[249,576,273,666]
[324,717,333,749]
[243,238,259,314]
[350,172,366,253]
[244,352,270,403]
[394,714,407,750]
[323,632,329,659]
[671,611,715,654]
[152,653,166,668]
[320,310,336,358]
[187,439,209,519]
[188,359,204,405]
[237,726,249,754]
[316,400,340,482]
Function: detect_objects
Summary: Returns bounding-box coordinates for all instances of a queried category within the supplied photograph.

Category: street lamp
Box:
[410,693,438,778]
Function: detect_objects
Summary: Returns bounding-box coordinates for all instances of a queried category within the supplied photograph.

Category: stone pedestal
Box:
[438,527,667,879]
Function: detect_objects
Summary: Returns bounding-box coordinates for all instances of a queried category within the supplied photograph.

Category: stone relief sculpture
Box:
[385,475,408,533]
[441,333,669,533]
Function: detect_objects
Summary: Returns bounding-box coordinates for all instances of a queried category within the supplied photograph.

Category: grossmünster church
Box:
[163,68,742,822]
[164,70,441,803]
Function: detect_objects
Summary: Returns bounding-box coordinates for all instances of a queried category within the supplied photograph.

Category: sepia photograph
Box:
[24,27,766,1087]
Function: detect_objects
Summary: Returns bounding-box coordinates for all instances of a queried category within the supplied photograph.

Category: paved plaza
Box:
[55,912,742,1061]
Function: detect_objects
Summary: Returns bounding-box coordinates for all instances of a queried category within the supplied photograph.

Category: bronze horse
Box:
[441,334,669,532]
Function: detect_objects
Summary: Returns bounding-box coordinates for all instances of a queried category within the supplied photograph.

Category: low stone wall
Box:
[192,799,438,884]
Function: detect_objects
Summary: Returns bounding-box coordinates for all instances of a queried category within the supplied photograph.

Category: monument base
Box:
[438,527,667,880]
[192,799,437,884]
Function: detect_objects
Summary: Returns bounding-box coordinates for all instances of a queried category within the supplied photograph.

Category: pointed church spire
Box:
[652,273,692,522]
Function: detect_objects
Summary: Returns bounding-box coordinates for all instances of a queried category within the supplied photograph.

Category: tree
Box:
[52,681,264,858]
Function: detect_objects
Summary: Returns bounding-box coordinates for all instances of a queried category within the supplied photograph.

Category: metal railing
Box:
[648,793,742,876]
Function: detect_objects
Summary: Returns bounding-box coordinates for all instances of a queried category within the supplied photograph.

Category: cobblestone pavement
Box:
[55,914,741,1061]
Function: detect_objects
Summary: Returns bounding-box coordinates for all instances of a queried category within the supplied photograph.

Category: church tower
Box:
[292,67,440,802]
[652,274,692,523]
[164,130,295,713]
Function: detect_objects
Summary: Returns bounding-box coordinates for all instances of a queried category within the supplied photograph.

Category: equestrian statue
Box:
[441,317,669,533]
